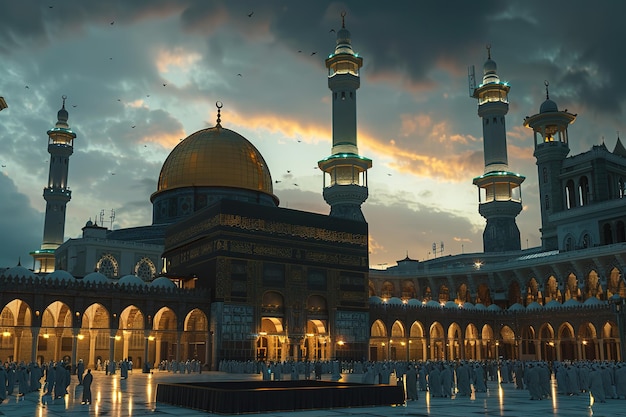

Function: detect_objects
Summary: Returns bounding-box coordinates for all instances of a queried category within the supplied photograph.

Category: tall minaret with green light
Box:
[318,12,372,222]
[31,96,76,272]
[470,47,524,252]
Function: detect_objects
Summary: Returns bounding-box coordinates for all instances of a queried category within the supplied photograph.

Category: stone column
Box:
[71,327,79,373]
[175,331,182,363]
[154,336,162,367]
[88,329,97,368]
[12,329,22,362]
[143,330,150,370]
[109,329,117,365]
[122,331,130,360]
[31,327,40,363]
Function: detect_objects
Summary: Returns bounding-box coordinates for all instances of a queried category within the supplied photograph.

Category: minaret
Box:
[470,47,525,252]
[318,12,372,222]
[524,82,576,250]
[31,96,76,272]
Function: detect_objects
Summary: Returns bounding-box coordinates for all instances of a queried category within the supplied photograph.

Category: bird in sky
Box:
[237,73,242,77]
[329,29,336,33]
[163,83,167,86]
[72,105,77,108]
[110,21,115,25]
[287,170,291,173]
[144,145,147,147]
[297,139,301,143]
[1,165,6,168]
[111,172,116,175]
[311,52,317,56]
[248,11,254,17]
[24,85,29,89]
[146,94,150,97]
[298,50,302,53]
[117,98,121,101]
[294,183,299,187]
[275,180,281,183]
[387,173,392,176]
[131,125,136,128]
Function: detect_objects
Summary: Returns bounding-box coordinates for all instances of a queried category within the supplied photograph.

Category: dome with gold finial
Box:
[150,103,278,225]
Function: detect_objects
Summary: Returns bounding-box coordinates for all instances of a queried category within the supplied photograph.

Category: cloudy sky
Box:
[0,0,624,270]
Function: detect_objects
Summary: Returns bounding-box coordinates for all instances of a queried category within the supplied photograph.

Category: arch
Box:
[153,307,177,331]
[391,320,405,338]
[456,283,470,303]
[578,176,590,206]
[438,284,449,302]
[557,322,576,360]
[579,231,591,249]
[183,309,209,363]
[38,301,74,365]
[565,179,576,209]
[97,253,119,279]
[135,257,156,281]
[564,234,575,251]
[500,325,516,360]
[578,322,597,361]
[408,321,426,361]
[508,280,521,305]
[464,323,480,360]
[447,322,462,360]
[544,275,561,303]
[76,303,111,368]
[381,281,394,298]
[401,280,417,299]
[607,267,626,298]
[262,291,284,311]
[565,273,580,301]
[584,270,603,300]
[539,323,556,362]
[481,324,495,360]
[526,277,540,305]
[370,319,387,338]
[306,295,327,312]
[430,322,445,361]
[520,325,536,358]
[368,281,376,297]
[476,283,492,306]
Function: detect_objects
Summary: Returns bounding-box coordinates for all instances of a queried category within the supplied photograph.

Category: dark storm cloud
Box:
[0,174,43,268]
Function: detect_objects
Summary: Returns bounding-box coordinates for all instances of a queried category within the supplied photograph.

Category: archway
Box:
[369,319,387,361]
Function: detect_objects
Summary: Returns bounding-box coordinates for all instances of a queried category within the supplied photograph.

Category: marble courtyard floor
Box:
[0,369,623,417]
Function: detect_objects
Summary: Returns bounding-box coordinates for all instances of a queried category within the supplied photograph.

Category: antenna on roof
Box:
[468,65,476,97]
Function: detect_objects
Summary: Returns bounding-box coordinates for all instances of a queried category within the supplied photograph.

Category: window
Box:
[544,194,550,210]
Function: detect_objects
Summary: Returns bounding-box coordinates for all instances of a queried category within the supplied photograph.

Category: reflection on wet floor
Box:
[0,370,621,417]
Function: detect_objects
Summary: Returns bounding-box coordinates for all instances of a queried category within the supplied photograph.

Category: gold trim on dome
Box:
[156,127,275,200]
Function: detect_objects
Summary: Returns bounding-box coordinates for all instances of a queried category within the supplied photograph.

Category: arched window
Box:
[578,176,590,206]
[565,179,576,209]
[135,257,157,281]
[97,254,119,279]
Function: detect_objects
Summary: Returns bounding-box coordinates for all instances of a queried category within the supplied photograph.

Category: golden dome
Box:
[155,126,277,202]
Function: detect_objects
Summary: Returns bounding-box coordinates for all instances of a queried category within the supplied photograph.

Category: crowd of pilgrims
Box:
[218,358,626,402]
[0,358,137,405]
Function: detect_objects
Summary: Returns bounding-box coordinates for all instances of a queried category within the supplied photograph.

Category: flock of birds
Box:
[8,8,375,186]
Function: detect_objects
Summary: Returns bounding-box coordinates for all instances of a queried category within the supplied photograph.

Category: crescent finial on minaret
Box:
[216,101,223,128]
[544,80,550,100]
[341,11,346,28]
[486,44,491,59]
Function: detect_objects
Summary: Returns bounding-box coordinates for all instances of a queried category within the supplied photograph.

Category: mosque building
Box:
[1,16,626,371]
[368,50,626,364]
